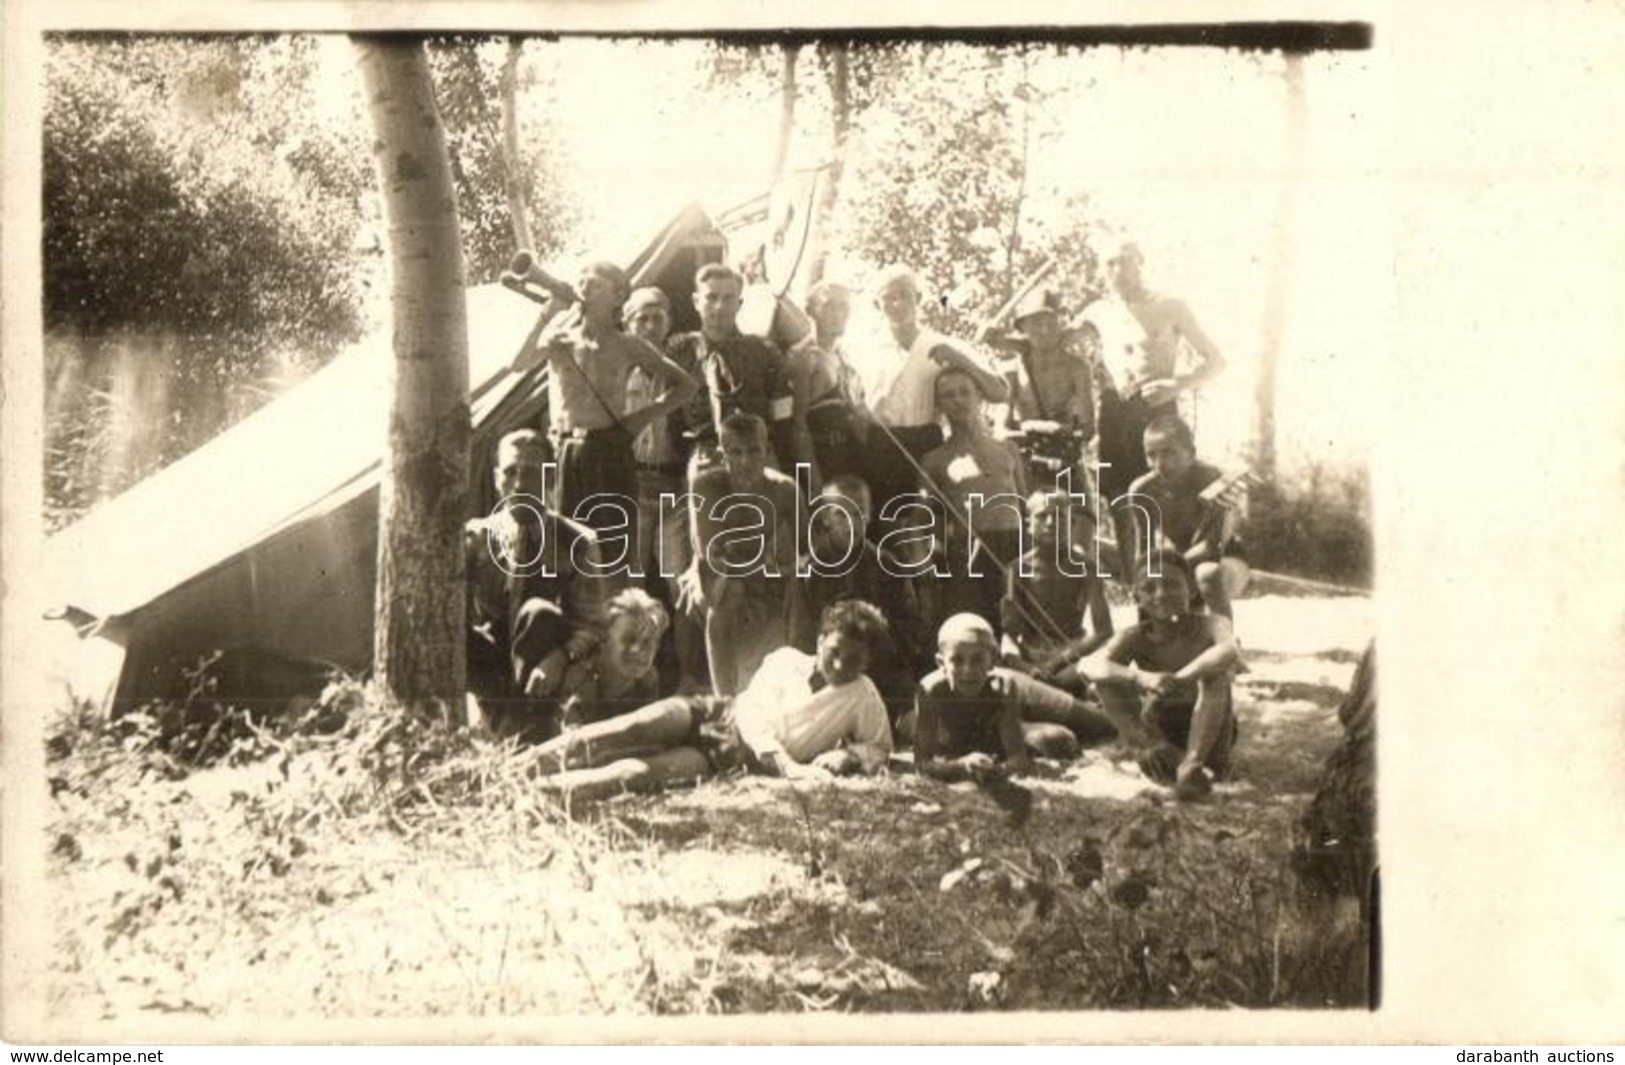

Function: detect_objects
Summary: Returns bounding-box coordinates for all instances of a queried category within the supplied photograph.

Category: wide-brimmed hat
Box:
[1012,287,1064,329]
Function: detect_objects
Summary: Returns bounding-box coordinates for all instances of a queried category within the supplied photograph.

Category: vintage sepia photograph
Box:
[21,19,1386,1033]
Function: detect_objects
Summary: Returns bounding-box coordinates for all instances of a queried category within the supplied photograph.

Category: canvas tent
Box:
[44,204,729,715]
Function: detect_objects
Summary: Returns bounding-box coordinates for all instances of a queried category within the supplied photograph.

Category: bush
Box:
[1240,458,1372,588]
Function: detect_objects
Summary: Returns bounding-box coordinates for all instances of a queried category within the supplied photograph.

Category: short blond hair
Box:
[937,612,997,651]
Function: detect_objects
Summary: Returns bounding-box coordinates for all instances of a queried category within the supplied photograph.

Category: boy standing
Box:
[668,263,800,480]
[511,262,698,540]
[1077,550,1240,801]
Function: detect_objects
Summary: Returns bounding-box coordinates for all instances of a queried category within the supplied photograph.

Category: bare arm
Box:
[1172,615,1239,685]
[1172,300,1225,393]
[509,297,579,373]
[1078,628,1143,686]
[619,336,699,438]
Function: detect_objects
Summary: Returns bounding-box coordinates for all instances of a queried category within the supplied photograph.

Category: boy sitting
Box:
[786,474,927,722]
[1077,549,1240,801]
[685,412,801,695]
[1000,491,1113,691]
[921,366,1029,630]
[523,600,894,800]
[908,614,1116,781]
[1126,414,1236,619]
[551,588,670,732]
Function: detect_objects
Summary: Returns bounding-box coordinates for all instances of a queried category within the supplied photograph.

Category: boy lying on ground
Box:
[1077,549,1240,802]
[904,613,1117,782]
[522,600,893,801]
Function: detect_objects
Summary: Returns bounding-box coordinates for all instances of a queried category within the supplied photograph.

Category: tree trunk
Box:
[497,36,535,253]
[355,35,471,719]
[806,41,850,286]
[1252,52,1306,486]
[769,43,799,185]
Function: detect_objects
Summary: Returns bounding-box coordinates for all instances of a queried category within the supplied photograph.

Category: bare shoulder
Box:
[691,467,730,496]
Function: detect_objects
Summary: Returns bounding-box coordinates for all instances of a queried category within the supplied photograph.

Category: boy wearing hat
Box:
[984,287,1100,439]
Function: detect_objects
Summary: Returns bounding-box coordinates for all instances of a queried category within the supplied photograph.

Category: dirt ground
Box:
[43,588,1374,1024]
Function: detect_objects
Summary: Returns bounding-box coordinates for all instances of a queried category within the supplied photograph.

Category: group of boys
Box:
[466,244,1245,802]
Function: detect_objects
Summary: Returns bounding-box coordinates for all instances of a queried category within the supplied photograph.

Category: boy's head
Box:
[494,429,547,502]
[810,475,873,559]
[624,286,672,347]
[719,412,770,482]
[1026,490,1096,554]
[816,599,888,686]
[601,588,669,679]
[577,261,629,317]
[936,613,999,694]
[933,365,984,427]
[1012,288,1064,350]
[694,262,744,337]
[873,265,923,331]
[1143,414,1197,480]
[1133,549,1196,625]
[806,281,852,340]
[1108,242,1146,297]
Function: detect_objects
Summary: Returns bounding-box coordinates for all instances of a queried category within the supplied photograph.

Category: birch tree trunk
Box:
[355,35,471,718]
[1252,52,1307,487]
[497,36,535,253]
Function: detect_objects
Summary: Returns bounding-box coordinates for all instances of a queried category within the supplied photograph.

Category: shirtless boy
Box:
[1001,490,1113,690]
[511,261,698,539]
[1077,243,1225,575]
[1128,413,1236,619]
[909,614,1116,781]
[686,412,801,695]
[1077,550,1240,801]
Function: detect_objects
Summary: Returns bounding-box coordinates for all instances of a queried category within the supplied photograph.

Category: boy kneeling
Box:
[524,600,893,799]
[909,613,1116,781]
[1077,550,1240,801]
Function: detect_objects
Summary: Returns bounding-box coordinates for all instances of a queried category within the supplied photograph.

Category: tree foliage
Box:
[827,43,1108,335]
[44,35,368,353]
[425,36,579,283]
[43,35,376,526]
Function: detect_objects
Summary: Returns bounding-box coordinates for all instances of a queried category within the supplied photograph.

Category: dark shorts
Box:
[551,427,636,526]
[676,694,748,773]
[807,401,861,480]
[1147,691,1239,777]
[864,423,944,523]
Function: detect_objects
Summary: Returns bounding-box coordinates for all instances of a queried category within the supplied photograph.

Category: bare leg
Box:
[1022,693,1119,747]
[536,747,713,802]
[1175,675,1235,799]
[1022,722,1081,761]
[1093,679,1158,748]
[1194,561,1233,620]
[527,695,701,775]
